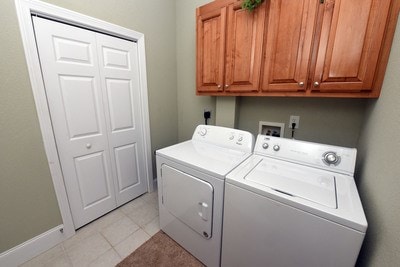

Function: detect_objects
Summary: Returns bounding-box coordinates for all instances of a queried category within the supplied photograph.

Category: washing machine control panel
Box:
[254,135,357,175]
[193,125,254,153]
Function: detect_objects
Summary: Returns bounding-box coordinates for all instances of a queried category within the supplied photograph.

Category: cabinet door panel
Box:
[197,5,227,92]
[261,0,318,92]
[225,2,265,92]
[313,0,391,92]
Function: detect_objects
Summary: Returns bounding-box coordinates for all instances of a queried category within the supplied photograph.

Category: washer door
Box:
[161,164,213,239]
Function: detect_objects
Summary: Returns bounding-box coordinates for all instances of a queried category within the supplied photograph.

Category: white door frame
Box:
[14,0,153,241]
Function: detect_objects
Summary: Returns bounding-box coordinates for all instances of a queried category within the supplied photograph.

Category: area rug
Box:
[116,231,205,267]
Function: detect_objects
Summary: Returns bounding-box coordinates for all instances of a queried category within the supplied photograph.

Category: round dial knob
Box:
[262,143,269,149]
[273,145,280,151]
[323,152,341,165]
[229,134,234,140]
[199,128,207,136]
[238,136,243,142]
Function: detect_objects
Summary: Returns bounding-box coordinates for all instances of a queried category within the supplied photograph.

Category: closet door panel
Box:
[33,16,116,229]
[96,34,147,206]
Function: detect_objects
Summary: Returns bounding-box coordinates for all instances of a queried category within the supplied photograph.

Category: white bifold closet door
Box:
[33,16,147,228]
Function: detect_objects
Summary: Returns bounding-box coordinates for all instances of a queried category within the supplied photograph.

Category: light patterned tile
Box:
[100,216,139,246]
[42,254,72,267]
[66,233,111,266]
[120,196,147,215]
[143,216,160,237]
[88,209,125,231]
[63,225,97,250]
[20,244,65,267]
[88,248,121,267]
[126,202,159,227]
[114,229,150,259]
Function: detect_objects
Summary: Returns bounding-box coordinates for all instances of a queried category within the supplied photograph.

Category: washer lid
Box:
[245,158,337,208]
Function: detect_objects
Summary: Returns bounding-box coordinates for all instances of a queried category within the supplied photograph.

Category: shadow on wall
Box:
[354,152,380,267]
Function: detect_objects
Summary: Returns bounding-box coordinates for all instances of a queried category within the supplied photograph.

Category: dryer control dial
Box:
[273,145,280,151]
[323,151,341,166]
[262,143,269,149]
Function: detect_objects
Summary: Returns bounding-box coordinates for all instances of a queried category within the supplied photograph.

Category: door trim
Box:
[14,0,153,250]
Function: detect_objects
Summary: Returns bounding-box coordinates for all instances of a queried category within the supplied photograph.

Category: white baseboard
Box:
[0,225,67,267]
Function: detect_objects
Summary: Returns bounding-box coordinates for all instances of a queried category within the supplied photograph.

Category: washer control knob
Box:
[238,136,243,142]
[323,152,341,165]
[273,145,280,151]
[262,143,269,149]
[229,134,234,140]
[199,128,207,136]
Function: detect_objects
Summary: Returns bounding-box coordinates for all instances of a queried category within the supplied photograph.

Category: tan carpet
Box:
[116,231,205,267]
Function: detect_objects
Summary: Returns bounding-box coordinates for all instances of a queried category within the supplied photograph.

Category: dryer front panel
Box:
[161,164,214,239]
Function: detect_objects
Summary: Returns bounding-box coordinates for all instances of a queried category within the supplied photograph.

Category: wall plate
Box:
[259,121,285,138]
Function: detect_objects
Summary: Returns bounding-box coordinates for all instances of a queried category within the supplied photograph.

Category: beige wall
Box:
[0,0,178,253]
[176,0,215,141]
[356,17,400,266]
[0,0,62,253]
[237,97,367,147]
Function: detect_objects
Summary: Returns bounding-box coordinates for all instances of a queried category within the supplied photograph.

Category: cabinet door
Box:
[224,2,266,92]
[196,1,230,93]
[312,0,391,93]
[261,0,318,92]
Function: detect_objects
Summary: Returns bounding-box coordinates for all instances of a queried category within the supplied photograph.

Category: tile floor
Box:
[21,191,159,267]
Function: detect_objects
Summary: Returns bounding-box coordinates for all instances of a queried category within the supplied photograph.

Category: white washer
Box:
[156,125,254,267]
[222,135,367,267]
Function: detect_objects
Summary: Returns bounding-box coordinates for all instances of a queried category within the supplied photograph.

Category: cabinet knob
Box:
[217,85,221,89]
[313,81,320,87]
[86,143,92,149]
[225,84,229,88]
[298,82,304,87]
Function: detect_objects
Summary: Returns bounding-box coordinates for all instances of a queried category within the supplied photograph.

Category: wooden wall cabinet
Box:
[196,0,266,93]
[196,0,399,98]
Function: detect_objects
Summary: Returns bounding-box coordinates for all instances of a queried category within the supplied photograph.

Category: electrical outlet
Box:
[289,115,300,129]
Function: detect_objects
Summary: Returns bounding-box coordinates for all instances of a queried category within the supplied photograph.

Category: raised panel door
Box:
[196,0,232,92]
[33,16,117,228]
[312,0,391,93]
[224,1,266,92]
[261,0,318,92]
[96,33,147,206]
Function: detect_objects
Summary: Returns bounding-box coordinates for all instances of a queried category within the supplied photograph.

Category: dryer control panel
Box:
[254,135,357,175]
[193,125,254,153]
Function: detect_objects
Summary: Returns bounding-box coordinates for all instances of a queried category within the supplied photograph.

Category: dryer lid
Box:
[245,158,337,208]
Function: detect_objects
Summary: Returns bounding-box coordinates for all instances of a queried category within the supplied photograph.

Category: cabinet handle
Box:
[217,85,221,89]
[298,82,304,87]
[86,143,92,149]
[225,84,229,88]
[313,81,320,87]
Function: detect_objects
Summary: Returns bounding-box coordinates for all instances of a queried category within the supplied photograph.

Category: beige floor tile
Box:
[126,202,159,227]
[88,209,125,232]
[88,248,121,267]
[43,254,72,267]
[66,233,111,266]
[63,225,97,250]
[141,191,158,205]
[119,197,147,215]
[100,216,139,246]
[20,244,65,267]
[114,229,150,259]
[143,216,160,236]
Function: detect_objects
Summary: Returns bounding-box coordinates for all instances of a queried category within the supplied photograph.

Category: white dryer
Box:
[222,135,367,267]
[156,125,254,267]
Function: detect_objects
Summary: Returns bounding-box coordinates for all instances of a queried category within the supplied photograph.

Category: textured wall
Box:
[0,0,178,252]
[176,0,215,141]
[356,17,400,266]
[237,97,367,147]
